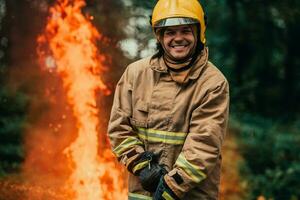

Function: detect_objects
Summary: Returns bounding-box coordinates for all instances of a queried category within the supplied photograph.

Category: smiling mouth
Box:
[171,44,189,49]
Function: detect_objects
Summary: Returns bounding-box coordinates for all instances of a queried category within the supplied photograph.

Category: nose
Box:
[173,31,184,41]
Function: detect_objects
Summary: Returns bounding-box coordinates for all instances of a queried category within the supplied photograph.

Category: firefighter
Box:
[108,0,229,199]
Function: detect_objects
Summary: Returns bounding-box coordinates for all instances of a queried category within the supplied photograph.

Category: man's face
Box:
[162,25,196,61]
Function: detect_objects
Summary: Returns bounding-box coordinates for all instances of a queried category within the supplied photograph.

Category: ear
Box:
[153,28,162,43]
[190,25,198,40]
[154,27,165,43]
[155,33,161,43]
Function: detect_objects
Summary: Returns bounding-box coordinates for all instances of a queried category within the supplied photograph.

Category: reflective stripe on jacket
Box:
[108,48,229,200]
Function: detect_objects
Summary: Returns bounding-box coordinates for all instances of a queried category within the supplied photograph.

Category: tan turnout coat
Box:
[108,49,229,200]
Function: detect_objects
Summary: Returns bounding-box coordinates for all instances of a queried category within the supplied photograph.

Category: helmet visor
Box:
[154,17,199,28]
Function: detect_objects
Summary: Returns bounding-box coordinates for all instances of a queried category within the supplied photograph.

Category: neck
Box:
[163,55,193,72]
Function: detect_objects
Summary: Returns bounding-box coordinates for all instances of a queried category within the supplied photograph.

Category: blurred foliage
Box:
[0,0,300,199]
[231,115,300,199]
[204,0,300,119]
[0,61,28,177]
[0,0,26,177]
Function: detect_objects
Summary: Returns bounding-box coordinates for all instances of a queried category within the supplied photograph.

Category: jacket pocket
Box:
[129,117,147,129]
[132,99,149,124]
[136,99,148,112]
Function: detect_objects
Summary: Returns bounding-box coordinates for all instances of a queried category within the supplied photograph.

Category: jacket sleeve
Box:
[165,80,229,198]
[108,66,145,171]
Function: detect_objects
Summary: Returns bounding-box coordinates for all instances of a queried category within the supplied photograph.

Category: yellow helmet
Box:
[152,0,206,44]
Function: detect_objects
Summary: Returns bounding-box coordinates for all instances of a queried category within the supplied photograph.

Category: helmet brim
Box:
[154,17,199,28]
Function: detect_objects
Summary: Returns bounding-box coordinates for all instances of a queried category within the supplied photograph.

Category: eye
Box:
[165,30,175,36]
[182,29,192,34]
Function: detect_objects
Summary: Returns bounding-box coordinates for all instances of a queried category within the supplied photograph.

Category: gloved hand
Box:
[153,176,180,200]
[128,151,157,175]
[139,162,167,192]
[128,151,167,192]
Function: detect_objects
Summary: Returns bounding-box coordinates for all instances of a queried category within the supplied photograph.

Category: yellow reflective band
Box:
[137,127,187,145]
[132,160,150,174]
[113,136,143,157]
[162,191,174,200]
[128,192,152,200]
[176,153,207,183]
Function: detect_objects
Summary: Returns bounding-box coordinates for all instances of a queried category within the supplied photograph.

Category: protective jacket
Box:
[108,48,229,200]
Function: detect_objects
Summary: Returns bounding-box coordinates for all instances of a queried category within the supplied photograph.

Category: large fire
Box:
[36,0,127,199]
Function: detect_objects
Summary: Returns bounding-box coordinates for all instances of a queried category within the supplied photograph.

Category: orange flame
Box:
[37,0,127,199]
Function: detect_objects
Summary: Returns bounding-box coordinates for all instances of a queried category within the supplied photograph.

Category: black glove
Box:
[128,151,154,175]
[139,162,167,192]
[153,176,180,200]
[127,151,167,192]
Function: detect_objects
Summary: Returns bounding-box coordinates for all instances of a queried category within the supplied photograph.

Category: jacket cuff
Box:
[118,145,145,172]
[165,153,207,198]
[164,169,192,198]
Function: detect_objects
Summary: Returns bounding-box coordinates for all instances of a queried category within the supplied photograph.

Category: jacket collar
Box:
[149,47,209,81]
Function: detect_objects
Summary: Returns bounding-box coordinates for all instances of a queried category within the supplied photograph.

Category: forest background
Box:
[0,0,299,199]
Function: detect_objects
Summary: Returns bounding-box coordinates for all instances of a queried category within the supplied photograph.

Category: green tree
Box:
[0,0,28,177]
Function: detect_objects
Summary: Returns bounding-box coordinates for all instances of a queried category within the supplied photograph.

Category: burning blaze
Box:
[37,0,127,199]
